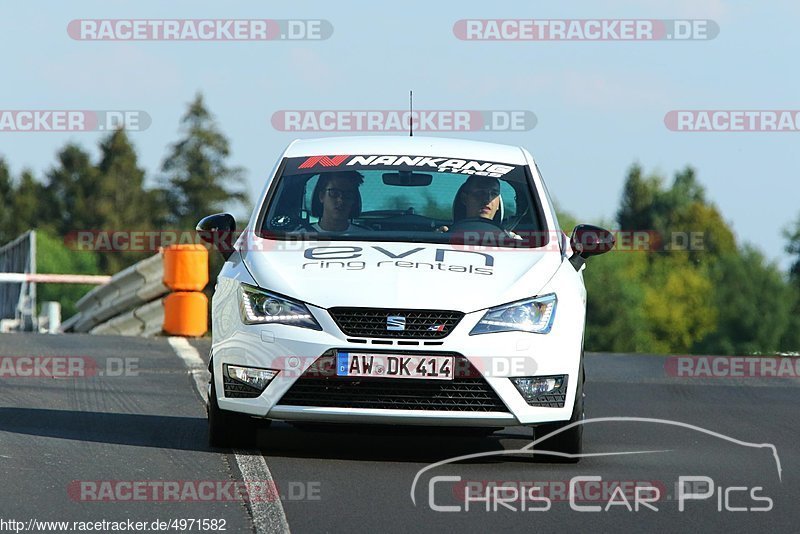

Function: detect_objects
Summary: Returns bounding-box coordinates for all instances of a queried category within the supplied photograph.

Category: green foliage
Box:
[642,252,716,353]
[584,249,720,356]
[44,144,100,236]
[583,163,793,354]
[780,286,800,352]
[0,158,13,243]
[421,192,451,220]
[382,193,411,209]
[0,160,51,241]
[0,92,245,322]
[785,215,800,281]
[35,230,100,318]
[554,205,578,236]
[584,250,655,352]
[617,164,735,263]
[2,92,798,354]
[616,163,662,232]
[93,129,164,273]
[693,247,793,354]
[161,93,248,229]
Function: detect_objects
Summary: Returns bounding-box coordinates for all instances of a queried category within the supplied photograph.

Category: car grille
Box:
[520,377,569,408]
[277,354,508,412]
[223,374,262,398]
[328,307,464,339]
[526,392,567,408]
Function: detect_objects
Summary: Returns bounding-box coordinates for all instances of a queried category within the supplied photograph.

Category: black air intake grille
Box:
[328,308,463,339]
[223,375,262,398]
[277,355,508,412]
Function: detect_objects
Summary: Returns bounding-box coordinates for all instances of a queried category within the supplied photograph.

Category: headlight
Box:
[225,364,279,392]
[470,294,557,335]
[240,284,321,330]
[510,375,566,404]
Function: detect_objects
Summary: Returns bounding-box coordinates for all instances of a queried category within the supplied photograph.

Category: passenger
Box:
[310,171,364,232]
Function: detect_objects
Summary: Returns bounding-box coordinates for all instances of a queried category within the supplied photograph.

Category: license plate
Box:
[336,353,453,380]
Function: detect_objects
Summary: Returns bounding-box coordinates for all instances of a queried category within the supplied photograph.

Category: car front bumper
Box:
[211,283,585,427]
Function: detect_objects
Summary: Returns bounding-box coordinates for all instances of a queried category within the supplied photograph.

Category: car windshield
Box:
[258,154,549,248]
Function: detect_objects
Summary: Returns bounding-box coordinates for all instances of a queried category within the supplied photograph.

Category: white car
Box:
[197,136,614,458]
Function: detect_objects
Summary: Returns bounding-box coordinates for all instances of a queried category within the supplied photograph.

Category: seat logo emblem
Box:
[387,316,406,331]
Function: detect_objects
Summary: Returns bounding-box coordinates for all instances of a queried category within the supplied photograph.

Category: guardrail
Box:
[0,230,36,331]
[62,244,209,337]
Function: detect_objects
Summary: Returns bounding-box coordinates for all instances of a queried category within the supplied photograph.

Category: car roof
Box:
[283,136,529,165]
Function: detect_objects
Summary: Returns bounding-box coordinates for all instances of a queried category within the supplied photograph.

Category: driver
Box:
[437,176,502,232]
[310,171,365,232]
[436,176,522,241]
[455,175,502,222]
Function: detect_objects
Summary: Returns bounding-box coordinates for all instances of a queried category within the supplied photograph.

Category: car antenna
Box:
[409,90,413,137]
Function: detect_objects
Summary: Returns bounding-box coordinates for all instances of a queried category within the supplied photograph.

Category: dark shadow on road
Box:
[246,421,542,464]
[0,407,213,453]
[0,407,540,463]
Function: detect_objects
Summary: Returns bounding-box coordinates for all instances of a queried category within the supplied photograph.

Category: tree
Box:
[616,163,661,232]
[586,248,717,354]
[669,202,736,263]
[8,170,48,237]
[617,165,735,262]
[694,247,793,355]
[44,144,100,236]
[0,161,52,241]
[641,252,717,353]
[669,166,705,206]
[782,216,800,352]
[36,230,101,318]
[583,250,657,353]
[161,93,247,229]
[96,129,153,228]
[781,287,800,353]
[786,215,800,281]
[94,129,166,272]
[0,158,14,243]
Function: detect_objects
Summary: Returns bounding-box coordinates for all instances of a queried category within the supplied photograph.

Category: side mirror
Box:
[196,213,236,260]
[569,224,615,271]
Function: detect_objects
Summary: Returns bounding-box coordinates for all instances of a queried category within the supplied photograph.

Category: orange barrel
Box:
[163,244,209,291]
[163,292,208,336]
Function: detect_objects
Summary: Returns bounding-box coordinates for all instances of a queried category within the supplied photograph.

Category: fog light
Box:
[225,364,278,392]
[511,375,565,402]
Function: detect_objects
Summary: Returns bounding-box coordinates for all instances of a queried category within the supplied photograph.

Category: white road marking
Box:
[167,337,290,534]
[168,336,210,400]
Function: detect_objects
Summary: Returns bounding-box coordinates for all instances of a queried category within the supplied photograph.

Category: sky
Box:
[1,0,798,270]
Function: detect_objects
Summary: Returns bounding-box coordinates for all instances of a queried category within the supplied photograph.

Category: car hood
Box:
[240,238,562,313]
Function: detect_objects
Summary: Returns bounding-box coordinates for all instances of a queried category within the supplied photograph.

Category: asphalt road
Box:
[1,333,798,533]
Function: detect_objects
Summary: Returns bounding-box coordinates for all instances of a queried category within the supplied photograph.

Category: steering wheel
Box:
[447,217,506,232]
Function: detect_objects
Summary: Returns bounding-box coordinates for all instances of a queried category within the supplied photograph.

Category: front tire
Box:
[532,363,585,462]
[207,369,261,448]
